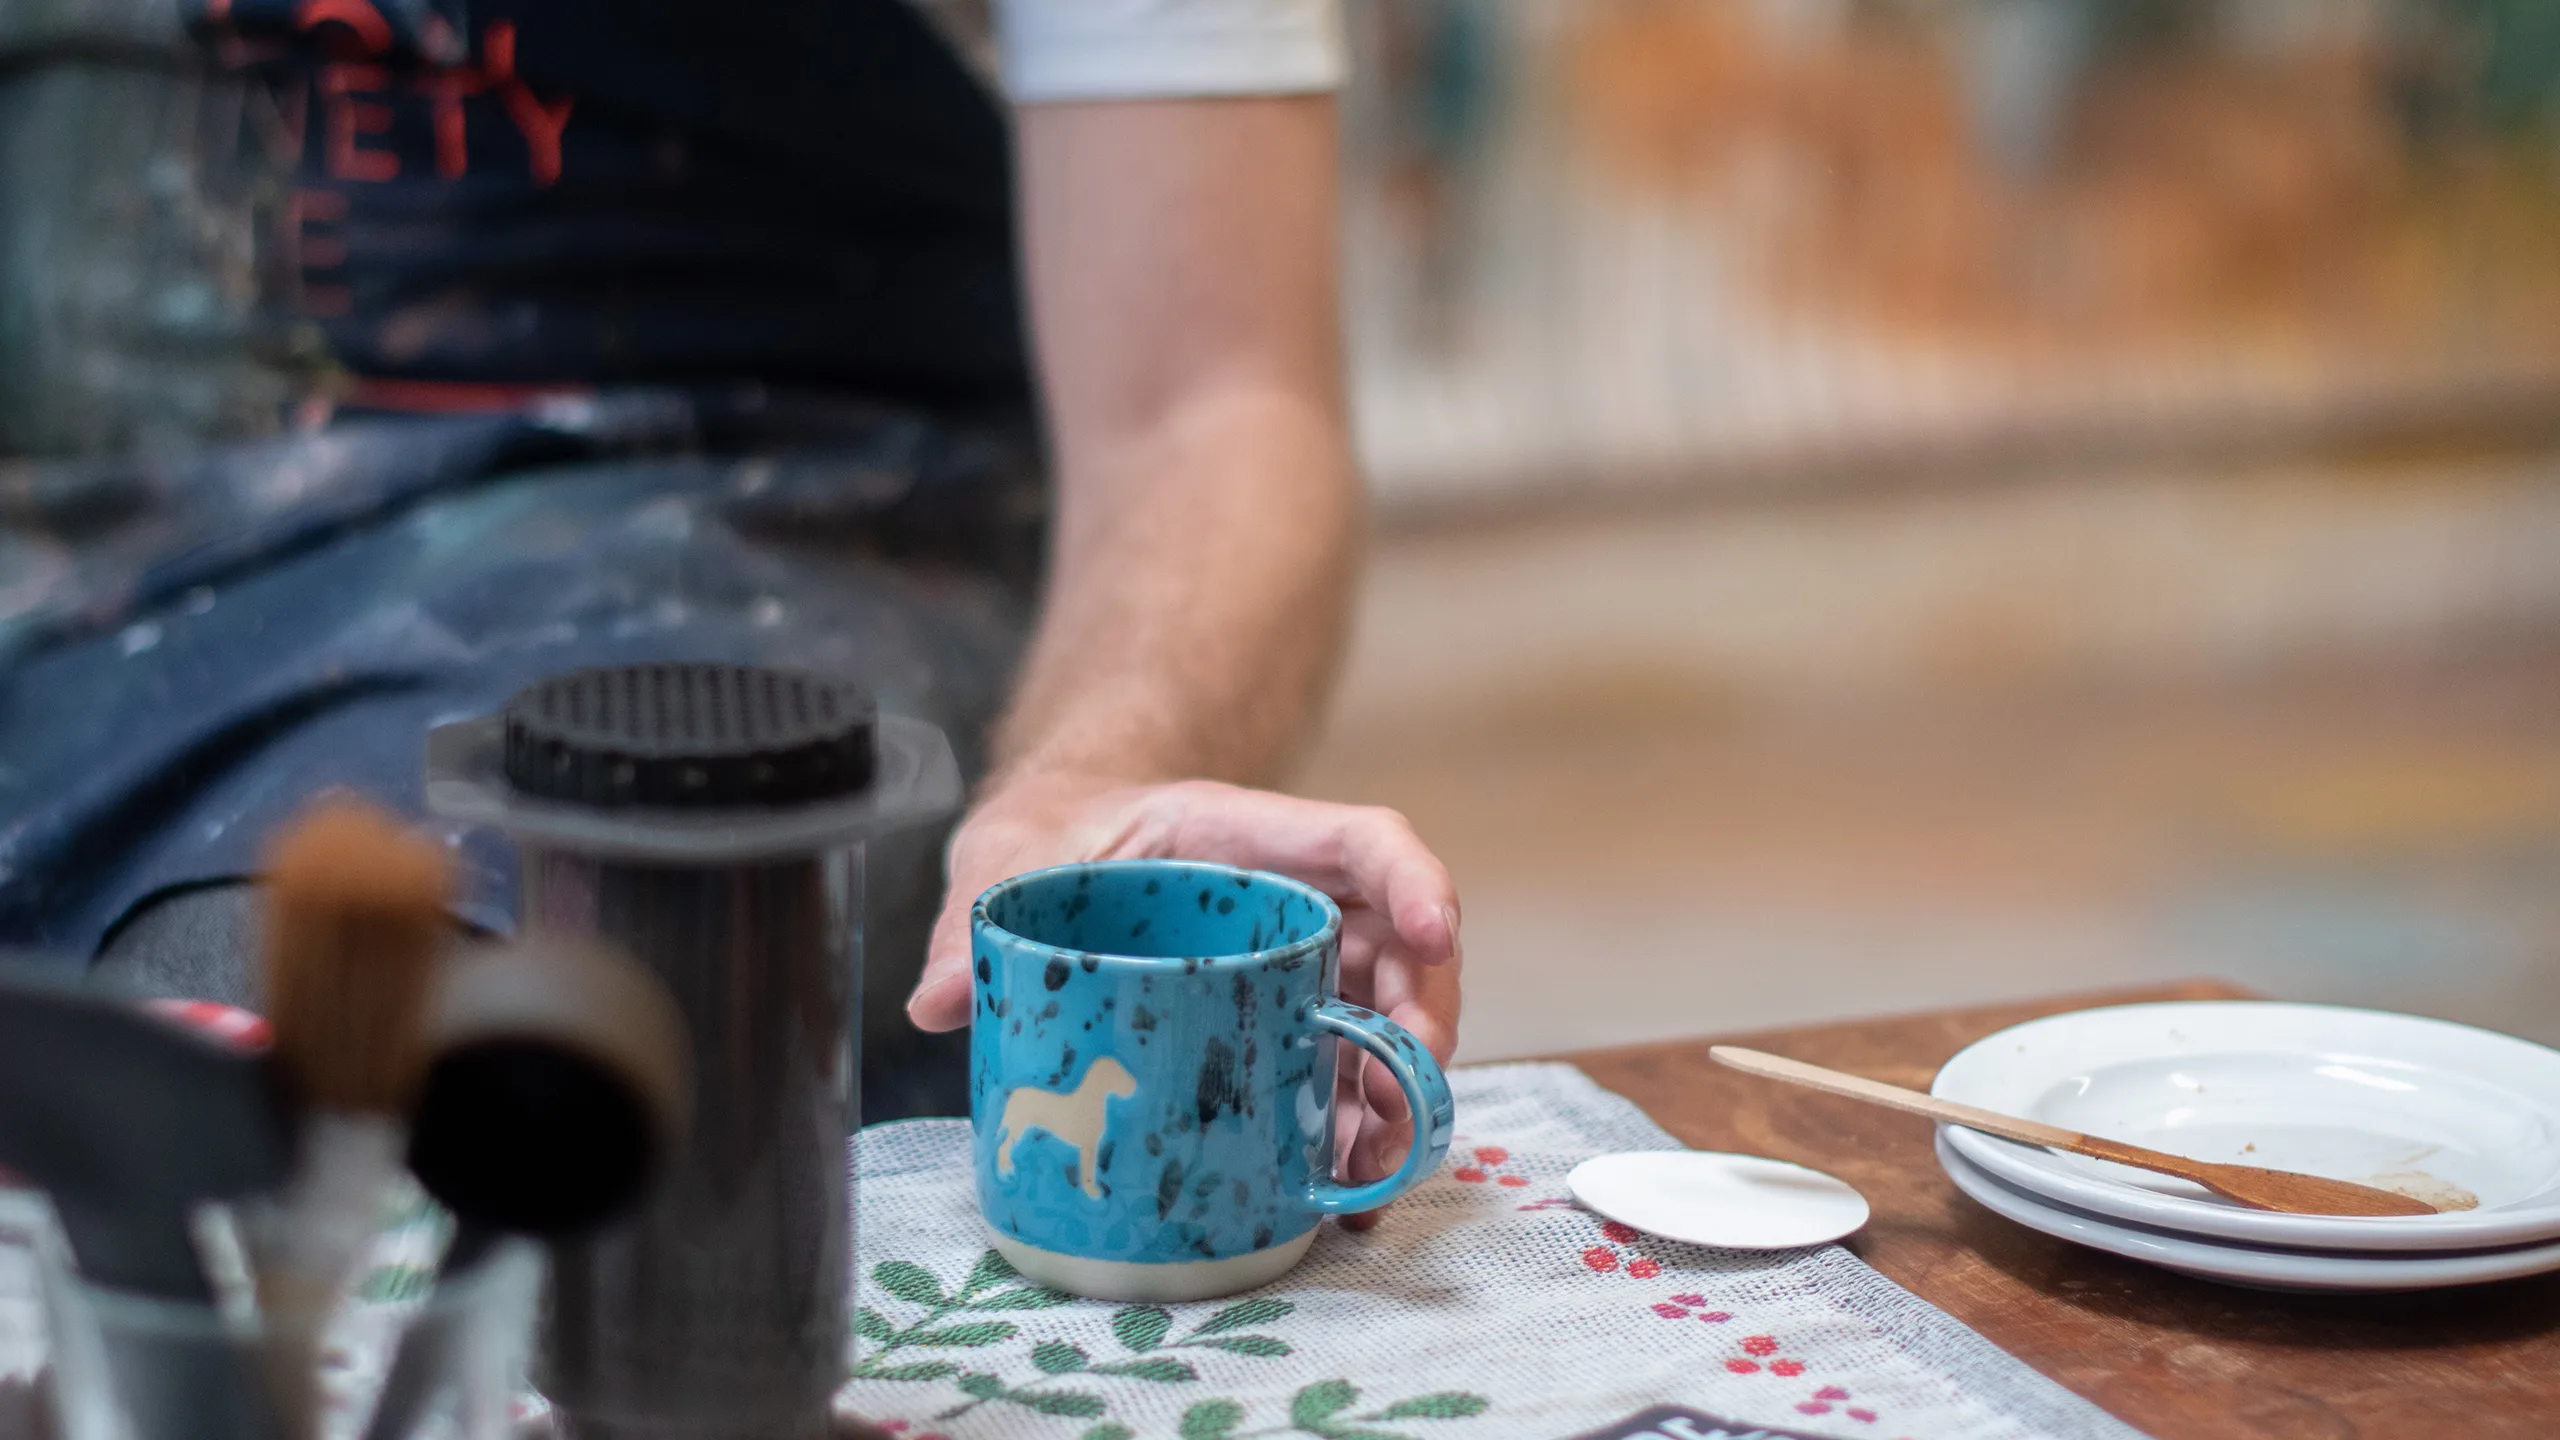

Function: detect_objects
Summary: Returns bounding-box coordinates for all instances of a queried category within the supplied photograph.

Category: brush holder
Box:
[30,1219,540,1440]
[426,665,958,1440]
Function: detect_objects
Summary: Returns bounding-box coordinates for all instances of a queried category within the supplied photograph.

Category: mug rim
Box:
[971,859,1341,970]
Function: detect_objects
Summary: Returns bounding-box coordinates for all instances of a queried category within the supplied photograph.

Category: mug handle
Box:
[1299,999,1456,1215]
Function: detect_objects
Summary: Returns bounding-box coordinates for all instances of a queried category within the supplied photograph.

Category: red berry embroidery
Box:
[1770,1360,1805,1377]
[1626,1258,1661,1279]
[1796,1403,1831,1417]
[1697,1311,1732,1323]
[1816,1387,1849,1402]
[1725,1359,1760,1374]
[1847,1409,1877,1423]
[1670,1293,1707,1306]
[1742,1335,1779,1356]
[1459,1145,1529,1188]
[1652,1303,1690,1319]
[1601,1221,1640,1243]
[1582,1247,1619,1272]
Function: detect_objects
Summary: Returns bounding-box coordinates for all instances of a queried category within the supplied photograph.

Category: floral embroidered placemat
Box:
[0,1065,2155,1439]
[838,1063,2153,1440]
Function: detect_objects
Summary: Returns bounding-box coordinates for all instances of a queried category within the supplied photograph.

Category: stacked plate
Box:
[1930,1002,2560,1292]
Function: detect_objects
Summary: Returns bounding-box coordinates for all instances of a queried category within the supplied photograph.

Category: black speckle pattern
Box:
[1194,1037,1242,1127]
[970,859,1450,1268]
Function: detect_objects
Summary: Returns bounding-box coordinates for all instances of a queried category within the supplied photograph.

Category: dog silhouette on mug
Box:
[994,1056,1139,1199]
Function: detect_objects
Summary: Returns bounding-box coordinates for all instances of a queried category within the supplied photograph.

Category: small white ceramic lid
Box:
[1567,1151,1869,1250]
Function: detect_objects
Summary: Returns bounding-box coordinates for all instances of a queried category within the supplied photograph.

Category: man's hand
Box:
[909,774,1460,1226]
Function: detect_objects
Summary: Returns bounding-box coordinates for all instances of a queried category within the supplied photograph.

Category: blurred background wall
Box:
[1305,0,2560,1058]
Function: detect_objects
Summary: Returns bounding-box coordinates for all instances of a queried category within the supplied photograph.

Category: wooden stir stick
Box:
[1709,1045,2443,1218]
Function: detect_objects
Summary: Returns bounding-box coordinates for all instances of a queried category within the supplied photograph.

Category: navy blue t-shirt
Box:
[189,0,1029,406]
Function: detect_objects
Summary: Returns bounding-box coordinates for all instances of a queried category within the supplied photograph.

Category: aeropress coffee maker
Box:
[426,663,958,1440]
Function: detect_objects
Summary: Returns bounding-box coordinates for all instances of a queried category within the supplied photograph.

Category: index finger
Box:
[1149,784,1460,966]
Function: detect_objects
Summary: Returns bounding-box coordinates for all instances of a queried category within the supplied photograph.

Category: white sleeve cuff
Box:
[994,0,1346,103]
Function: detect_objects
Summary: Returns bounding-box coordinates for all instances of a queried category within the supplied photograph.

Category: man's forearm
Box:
[993,97,1358,794]
[916,99,1458,1089]
[992,390,1359,789]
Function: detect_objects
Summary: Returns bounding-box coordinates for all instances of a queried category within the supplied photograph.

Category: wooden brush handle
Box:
[1709,1045,2444,1216]
[1708,1046,2088,1151]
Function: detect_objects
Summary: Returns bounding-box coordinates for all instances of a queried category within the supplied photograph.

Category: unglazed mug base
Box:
[987,1223,1318,1303]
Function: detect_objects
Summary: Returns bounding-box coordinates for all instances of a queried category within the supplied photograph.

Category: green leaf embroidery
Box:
[356,1265,437,1303]
[1180,1399,1247,1440]
[905,1322,1019,1348]
[1188,1335,1290,1357]
[1009,1390,1108,1419]
[854,1308,896,1343]
[955,1373,1008,1400]
[860,1361,961,1382]
[970,1286,1075,1310]
[1090,1357,1197,1383]
[1194,1297,1295,1336]
[1370,1395,1491,1421]
[1082,1426,1135,1440]
[1111,1305,1173,1352]
[873,1261,948,1307]
[963,1249,1019,1295]
[1292,1380,1360,1431]
[1032,1341,1091,1374]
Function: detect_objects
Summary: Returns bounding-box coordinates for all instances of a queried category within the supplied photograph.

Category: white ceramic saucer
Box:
[1937,1133,2560,1293]
[1933,1002,2560,1252]
[1567,1151,1869,1250]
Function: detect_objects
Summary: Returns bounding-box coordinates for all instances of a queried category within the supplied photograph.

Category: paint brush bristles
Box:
[249,796,453,1439]
[262,799,452,1115]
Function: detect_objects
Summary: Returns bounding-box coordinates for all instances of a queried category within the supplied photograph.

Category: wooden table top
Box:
[1562,981,2560,1439]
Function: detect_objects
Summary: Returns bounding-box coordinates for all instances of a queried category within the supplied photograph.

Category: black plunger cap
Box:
[501,663,876,808]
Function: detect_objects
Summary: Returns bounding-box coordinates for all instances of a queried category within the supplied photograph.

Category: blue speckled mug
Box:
[969,860,1455,1301]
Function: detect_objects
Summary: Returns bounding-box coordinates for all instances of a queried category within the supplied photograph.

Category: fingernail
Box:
[905,974,963,1023]
[1439,905,1462,959]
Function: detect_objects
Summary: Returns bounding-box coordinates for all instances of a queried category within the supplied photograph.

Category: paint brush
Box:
[239,798,454,1439]
[405,934,691,1236]
[0,969,291,1438]
[361,934,690,1440]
